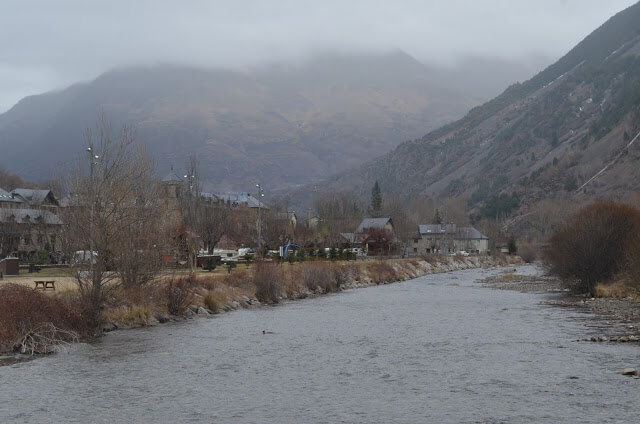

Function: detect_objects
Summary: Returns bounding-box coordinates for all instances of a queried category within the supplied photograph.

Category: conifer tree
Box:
[370,181,382,217]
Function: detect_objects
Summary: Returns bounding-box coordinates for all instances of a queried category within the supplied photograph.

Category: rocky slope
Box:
[317,2,640,231]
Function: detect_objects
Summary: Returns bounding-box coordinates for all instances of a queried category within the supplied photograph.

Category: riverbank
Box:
[478,267,640,343]
[1,255,522,354]
[103,254,524,330]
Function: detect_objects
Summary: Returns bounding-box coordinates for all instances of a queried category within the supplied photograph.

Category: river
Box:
[1,265,638,423]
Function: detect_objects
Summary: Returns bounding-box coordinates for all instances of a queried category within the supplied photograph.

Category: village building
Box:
[412,224,489,255]
[0,188,62,260]
[341,217,397,256]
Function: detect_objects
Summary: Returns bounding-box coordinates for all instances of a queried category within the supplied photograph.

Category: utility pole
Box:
[442,206,449,255]
[256,183,264,256]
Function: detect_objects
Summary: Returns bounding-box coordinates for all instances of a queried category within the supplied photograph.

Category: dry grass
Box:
[497,271,525,282]
[595,282,639,299]
[104,305,153,327]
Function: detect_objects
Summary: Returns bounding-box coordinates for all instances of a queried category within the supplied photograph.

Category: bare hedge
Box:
[544,202,640,296]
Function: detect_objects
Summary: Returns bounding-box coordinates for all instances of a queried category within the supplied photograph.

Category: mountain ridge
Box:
[0,50,492,190]
[309,1,640,237]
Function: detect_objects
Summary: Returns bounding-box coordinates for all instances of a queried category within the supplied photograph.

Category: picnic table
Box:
[34,280,56,290]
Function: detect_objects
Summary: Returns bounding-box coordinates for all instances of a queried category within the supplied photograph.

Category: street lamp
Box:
[256,183,264,255]
[184,173,196,271]
[86,147,99,273]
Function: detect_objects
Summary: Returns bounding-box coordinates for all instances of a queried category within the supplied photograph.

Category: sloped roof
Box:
[356,217,392,233]
[340,232,357,243]
[214,192,266,209]
[0,188,22,204]
[418,224,487,240]
[0,208,63,225]
[11,189,58,207]
[200,192,222,203]
[456,226,488,240]
[161,169,183,182]
[419,224,457,235]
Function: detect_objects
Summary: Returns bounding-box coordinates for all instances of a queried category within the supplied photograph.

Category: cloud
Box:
[0,0,636,112]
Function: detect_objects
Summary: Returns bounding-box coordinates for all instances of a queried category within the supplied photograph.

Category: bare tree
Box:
[261,197,295,250]
[179,155,233,257]
[198,197,231,254]
[313,190,363,246]
[61,118,161,323]
[545,202,640,296]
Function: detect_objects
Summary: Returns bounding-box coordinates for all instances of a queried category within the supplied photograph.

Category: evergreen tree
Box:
[370,181,382,217]
[432,208,442,224]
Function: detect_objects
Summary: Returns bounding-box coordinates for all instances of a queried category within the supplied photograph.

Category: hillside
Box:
[321,2,640,236]
[0,51,487,191]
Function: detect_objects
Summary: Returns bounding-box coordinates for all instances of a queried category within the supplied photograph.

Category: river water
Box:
[1,265,639,423]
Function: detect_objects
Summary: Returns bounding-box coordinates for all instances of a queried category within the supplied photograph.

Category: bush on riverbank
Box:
[166,274,196,315]
[545,201,640,296]
[253,261,284,303]
[0,284,89,353]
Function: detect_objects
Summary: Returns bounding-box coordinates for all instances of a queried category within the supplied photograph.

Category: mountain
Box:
[319,2,640,235]
[0,50,489,190]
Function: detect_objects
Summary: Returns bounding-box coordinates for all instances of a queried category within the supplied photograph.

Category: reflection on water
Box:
[1,266,638,423]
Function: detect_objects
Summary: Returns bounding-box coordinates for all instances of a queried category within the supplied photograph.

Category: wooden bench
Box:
[34,280,56,290]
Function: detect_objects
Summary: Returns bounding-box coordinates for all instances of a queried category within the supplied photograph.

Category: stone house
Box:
[342,217,397,256]
[412,224,488,255]
[0,188,63,260]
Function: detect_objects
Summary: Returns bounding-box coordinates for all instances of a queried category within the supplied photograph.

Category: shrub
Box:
[205,257,217,272]
[369,261,398,284]
[296,248,306,262]
[518,244,537,263]
[166,274,196,315]
[0,284,88,354]
[333,263,356,288]
[594,282,637,299]
[110,306,152,327]
[544,202,640,296]
[203,293,220,313]
[301,262,336,292]
[253,261,283,303]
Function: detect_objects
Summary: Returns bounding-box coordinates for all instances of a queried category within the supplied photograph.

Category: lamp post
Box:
[184,173,195,271]
[86,147,99,273]
[256,183,264,256]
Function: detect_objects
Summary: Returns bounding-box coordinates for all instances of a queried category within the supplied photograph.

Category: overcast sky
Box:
[0,0,637,112]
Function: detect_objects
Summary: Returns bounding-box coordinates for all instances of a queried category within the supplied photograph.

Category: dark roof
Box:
[356,217,392,233]
[214,192,266,209]
[340,232,357,243]
[456,226,488,240]
[0,188,21,204]
[418,224,488,240]
[419,224,457,235]
[0,208,63,225]
[200,192,222,203]
[11,189,58,207]
[161,169,183,182]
